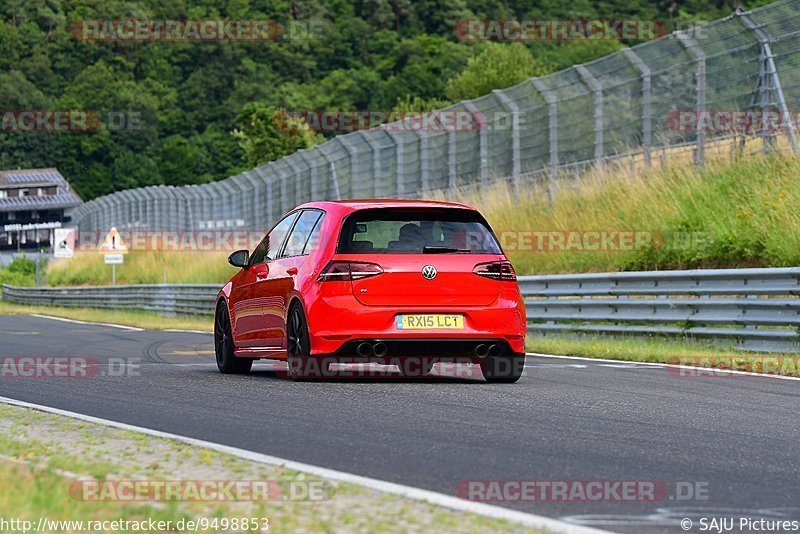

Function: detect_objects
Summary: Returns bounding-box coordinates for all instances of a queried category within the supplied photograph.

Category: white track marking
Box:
[0,396,610,534]
[162,329,212,335]
[28,314,144,331]
[527,352,800,382]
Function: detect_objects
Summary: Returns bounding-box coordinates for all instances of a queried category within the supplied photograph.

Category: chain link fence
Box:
[69,0,800,233]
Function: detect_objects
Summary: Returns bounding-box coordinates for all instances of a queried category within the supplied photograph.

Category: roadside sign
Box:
[98,227,128,254]
[53,228,75,259]
[104,253,124,264]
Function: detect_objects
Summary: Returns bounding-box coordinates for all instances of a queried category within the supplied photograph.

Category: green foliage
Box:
[0,257,36,287]
[0,0,744,199]
[460,151,800,275]
[445,42,553,101]
[8,256,35,276]
[232,103,322,168]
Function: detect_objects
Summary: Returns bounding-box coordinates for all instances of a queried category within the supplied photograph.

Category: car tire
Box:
[215,302,253,374]
[480,354,524,383]
[286,303,315,381]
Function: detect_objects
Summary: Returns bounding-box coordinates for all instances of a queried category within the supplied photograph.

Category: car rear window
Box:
[338,208,502,254]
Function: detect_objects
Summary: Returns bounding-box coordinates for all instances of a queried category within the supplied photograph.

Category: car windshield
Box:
[338,208,502,254]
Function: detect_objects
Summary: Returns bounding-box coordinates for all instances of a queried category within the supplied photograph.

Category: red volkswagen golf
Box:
[214,200,526,382]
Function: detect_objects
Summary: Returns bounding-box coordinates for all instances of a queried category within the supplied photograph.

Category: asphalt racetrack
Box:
[1,314,798,533]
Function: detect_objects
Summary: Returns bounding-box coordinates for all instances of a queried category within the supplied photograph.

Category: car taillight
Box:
[473,261,517,281]
[317,261,384,282]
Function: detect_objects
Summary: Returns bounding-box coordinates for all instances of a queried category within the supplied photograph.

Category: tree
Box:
[231,103,321,168]
[445,43,553,102]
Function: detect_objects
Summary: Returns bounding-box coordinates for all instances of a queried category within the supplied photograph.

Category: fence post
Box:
[462,100,488,189]
[298,150,319,200]
[385,129,406,197]
[621,48,652,166]
[253,166,274,225]
[575,64,604,172]
[285,157,303,206]
[419,130,431,192]
[317,149,341,200]
[531,78,557,208]
[492,88,521,191]
[338,137,360,197]
[448,128,457,191]
[359,132,382,197]
[736,8,800,155]
[241,171,264,229]
[676,32,707,167]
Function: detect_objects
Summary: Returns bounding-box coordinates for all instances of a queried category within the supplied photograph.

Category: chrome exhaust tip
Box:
[356,342,373,357]
[373,342,388,357]
[488,344,503,358]
[474,344,489,359]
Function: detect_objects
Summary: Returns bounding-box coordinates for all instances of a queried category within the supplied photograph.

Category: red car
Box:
[214,200,526,382]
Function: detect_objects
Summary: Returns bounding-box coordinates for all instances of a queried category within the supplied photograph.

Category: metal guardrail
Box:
[520,267,800,353]
[4,267,800,352]
[1,284,219,317]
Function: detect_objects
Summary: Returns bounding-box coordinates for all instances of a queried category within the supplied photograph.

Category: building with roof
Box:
[0,168,83,250]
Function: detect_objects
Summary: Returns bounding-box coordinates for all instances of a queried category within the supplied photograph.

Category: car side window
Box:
[249,212,299,265]
[281,210,324,258]
[303,212,326,255]
[248,237,269,265]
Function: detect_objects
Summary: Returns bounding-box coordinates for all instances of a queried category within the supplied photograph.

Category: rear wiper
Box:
[423,246,471,254]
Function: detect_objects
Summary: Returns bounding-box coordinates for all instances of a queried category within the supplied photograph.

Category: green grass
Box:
[37,149,800,284]
[0,403,544,534]
[0,462,199,532]
[453,148,800,274]
[0,257,37,287]
[0,301,212,332]
[45,251,235,286]
[528,334,800,376]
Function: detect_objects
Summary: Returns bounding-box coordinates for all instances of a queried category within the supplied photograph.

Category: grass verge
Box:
[0,301,212,332]
[45,251,234,286]
[43,148,800,284]
[450,146,800,274]
[0,403,543,533]
[528,335,800,377]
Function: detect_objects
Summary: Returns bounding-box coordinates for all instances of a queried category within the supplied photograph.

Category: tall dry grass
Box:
[46,250,234,285]
[447,142,800,274]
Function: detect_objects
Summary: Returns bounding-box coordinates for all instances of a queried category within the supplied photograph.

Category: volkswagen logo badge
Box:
[421,265,437,280]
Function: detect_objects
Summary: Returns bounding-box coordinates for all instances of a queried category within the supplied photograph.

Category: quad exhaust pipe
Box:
[474,343,503,359]
[356,342,388,358]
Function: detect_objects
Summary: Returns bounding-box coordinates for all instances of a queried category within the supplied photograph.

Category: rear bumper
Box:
[306,293,526,356]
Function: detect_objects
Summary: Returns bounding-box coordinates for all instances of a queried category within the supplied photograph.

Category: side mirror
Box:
[228,249,249,268]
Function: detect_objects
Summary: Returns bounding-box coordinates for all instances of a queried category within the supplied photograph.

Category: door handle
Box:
[286,267,299,276]
[256,272,269,281]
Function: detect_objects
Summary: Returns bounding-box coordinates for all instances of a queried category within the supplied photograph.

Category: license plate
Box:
[396,314,464,330]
